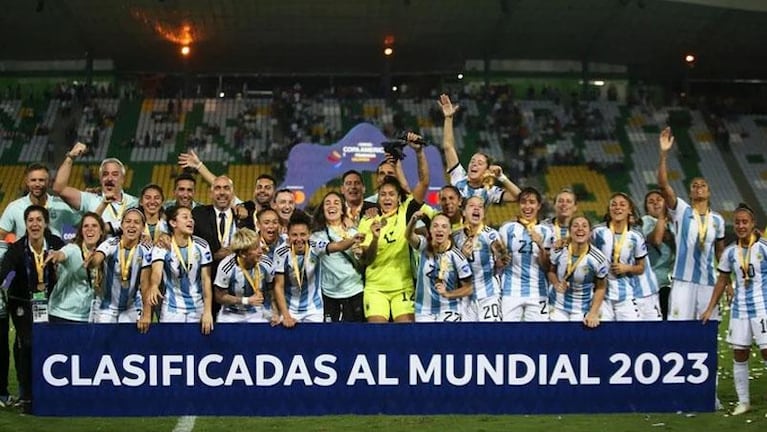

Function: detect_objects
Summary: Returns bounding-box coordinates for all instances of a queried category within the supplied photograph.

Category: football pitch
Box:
[0,316,765,432]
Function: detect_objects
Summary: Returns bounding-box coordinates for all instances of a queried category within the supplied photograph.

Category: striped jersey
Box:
[718,238,767,319]
[273,243,323,315]
[549,245,609,314]
[668,198,725,285]
[452,225,501,300]
[414,236,473,316]
[591,224,647,302]
[448,163,504,205]
[545,219,570,246]
[214,253,274,315]
[96,238,151,312]
[498,220,554,298]
[633,252,660,299]
[147,236,213,314]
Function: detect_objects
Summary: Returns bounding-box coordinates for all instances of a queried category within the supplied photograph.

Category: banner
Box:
[280,123,446,208]
[33,322,717,416]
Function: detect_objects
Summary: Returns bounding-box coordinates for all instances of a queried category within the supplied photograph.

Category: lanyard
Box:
[553,221,568,242]
[144,222,162,243]
[739,234,756,283]
[29,242,45,285]
[610,223,628,264]
[171,236,194,274]
[238,257,261,295]
[564,244,588,281]
[519,218,537,236]
[693,210,710,249]
[328,224,350,240]
[118,240,138,284]
[464,223,484,251]
[290,243,307,289]
[107,196,125,220]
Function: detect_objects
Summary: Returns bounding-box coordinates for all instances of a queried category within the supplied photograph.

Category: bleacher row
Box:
[0,96,765,226]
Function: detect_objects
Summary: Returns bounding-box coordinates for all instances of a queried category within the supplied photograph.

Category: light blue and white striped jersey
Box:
[641,215,675,287]
[214,253,274,315]
[668,198,725,286]
[591,224,646,302]
[148,236,213,314]
[144,219,169,244]
[448,163,504,205]
[718,238,767,319]
[633,251,660,299]
[452,225,501,300]
[273,243,323,315]
[414,236,473,316]
[549,245,609,314]
[498,220,554,298]
[262,236,287,262]
[96,238,151,312]
[544,219,570,246]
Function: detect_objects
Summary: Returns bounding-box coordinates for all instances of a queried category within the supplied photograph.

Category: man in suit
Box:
[192,176,240,320]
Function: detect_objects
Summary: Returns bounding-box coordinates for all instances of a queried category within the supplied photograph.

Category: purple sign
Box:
[280,123,445,208]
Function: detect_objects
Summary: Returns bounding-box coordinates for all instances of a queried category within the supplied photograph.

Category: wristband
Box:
[196,162,204,170]
[241,296,249,305]
[498,174,508,183]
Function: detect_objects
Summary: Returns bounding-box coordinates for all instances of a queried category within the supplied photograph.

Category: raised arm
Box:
[647,215,667,247]
[393,158,411,195]
[53,142,88,211]
[491,165,521,202]
[438,94,460,170]
[407,134,430,203]
[657,127,678,209]
[405,211,424,249]
[178,150,217,186]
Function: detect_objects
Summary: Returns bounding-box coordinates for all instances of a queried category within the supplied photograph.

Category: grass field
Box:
[0,312,765,432]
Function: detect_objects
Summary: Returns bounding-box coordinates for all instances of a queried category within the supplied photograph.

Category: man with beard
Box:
[0,164,80,241]
[53,142,139,236]
[163,172,201,210]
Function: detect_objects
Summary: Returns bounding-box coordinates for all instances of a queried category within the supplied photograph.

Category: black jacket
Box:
[0,232,65,302]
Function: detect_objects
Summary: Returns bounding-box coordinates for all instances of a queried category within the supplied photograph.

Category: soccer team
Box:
[0,95,764,415]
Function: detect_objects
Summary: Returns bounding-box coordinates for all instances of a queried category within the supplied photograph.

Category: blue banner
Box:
[33,322,717,416]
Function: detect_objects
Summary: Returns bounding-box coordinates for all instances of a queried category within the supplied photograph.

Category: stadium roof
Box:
[1,0,765,79]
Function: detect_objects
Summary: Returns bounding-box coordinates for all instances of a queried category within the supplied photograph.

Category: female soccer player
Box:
[498,187,554,321]
[548,215,608,327]
[591,193,646,321]
[642,190,675,319]
[438,93,520,205]
[701,203,767,416]
[408,212,473,322]
[139,184,168,244]
[45,212,106,323]
[143,206,214,334]
[452,196,508,321]
[214,228,272,323]
[658,127,725,320]
[86,208,151,324]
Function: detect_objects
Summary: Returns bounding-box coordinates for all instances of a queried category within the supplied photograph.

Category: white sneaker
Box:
[715,397,723,410]
[731,403,750,416]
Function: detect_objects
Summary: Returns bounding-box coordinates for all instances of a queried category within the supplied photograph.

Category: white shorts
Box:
[549,307,585,322]
[160,309,202,323]
[93,308,139,324]
[668,280,719,321]
[727,317,767,349]
[415,310,463,323]
[217,309,269,323]
[501,296,548,322]
[295,311,324,323]
[463,296,501,322]
[635,293,663,321]
[600,298,640,321]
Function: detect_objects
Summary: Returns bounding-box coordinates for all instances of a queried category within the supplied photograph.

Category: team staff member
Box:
[702,204,767,416]
[0,163,80,241]
[45,212,106,323]
[0,205,65,413]
[53,142,139,236]
[658,127,725,320]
